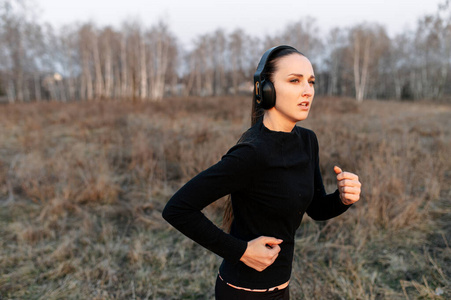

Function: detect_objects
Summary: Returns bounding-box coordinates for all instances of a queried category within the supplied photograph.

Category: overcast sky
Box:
[37,0,444,48]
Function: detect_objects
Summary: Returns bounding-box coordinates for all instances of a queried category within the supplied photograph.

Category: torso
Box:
[219,119,316,289]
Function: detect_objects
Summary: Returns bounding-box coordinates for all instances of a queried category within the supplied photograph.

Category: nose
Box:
[301,81,314,98]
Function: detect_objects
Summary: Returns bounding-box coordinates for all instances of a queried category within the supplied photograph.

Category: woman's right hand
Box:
[239,236,283,272]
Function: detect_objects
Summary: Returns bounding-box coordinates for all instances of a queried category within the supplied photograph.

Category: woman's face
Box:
[271,53,315,123]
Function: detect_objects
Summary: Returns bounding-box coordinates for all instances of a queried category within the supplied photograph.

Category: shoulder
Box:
[225,127,260,160]
[294,126,319,155]
[219,142,262,175]
[237,121,262,143]
[294,126,318,143]
[222,123,265,165]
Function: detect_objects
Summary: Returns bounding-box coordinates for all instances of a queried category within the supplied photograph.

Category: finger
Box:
[334,166,342,175]
[267,244,281,254]
[337,182,361,193]
[342,198,355,205]
[265,242,282,250]
[337,171,359,181]
[341,197,355,205]
[261,236,283,245]
[339,186,361,194]
[342,193,360,202]
[270,251,280,262]
[337,179,361,188]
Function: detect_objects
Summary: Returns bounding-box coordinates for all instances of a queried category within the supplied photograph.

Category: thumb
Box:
[261,236,283,245]
[334,165,342,175]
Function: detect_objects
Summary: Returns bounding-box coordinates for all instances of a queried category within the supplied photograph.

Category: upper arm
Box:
[161,142,258,261]
[163,142,260,219]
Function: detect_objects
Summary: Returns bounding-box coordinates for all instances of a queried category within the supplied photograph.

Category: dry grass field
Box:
[0,96,450,299]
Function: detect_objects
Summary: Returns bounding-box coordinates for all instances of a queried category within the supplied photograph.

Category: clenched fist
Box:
[239,236,283,272]
[334,166,361,205]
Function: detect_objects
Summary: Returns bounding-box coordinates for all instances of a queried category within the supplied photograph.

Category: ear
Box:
[261,80,276,109]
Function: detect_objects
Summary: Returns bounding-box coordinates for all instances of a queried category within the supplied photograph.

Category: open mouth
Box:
[299,101,309,107]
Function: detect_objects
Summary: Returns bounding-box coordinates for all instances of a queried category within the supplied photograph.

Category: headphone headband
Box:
[253,45,297,104]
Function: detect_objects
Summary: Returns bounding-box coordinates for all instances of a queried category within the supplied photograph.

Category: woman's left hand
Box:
[334,166,361,205]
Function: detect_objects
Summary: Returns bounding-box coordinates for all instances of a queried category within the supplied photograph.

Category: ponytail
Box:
[221,198,233,233]
[251,92,265,127]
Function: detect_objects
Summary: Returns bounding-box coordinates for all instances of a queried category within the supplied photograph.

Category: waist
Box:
[218,272,289,292]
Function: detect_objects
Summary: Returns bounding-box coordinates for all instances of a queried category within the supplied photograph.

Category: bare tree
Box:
[324,27,347,96]
[212,29,227,96]
[348,23,390,102]
[385,32,412,100]
[139,31,147,100]
[98,27,115,100]
[119,31,128,99]
[280,17,323,57]
[121,21,142,101]
[410,15,447,99]
[146,21,177,101]
[2,9,24,102]
[189,34,215,97]
[92,28,104,99]
[229,29,245,95]
[78,24,95,100]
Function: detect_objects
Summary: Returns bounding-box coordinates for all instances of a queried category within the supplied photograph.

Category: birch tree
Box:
[348,23,389,101]
[139,32,147,99]
[229,29,245,95]
[98,27,117,99]
[410,2,451,100]
[2,7,24,102]
[146,21,177,101]
[121,21,142,101]
[386,33,412,100]
[212,29,226,96]
[324,27,347,96]
[92,28,104,99]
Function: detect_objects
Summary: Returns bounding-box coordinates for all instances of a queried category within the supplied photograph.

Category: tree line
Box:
[1,0,450,103]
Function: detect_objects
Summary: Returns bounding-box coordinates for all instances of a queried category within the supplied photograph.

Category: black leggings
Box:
[215,274,290,300]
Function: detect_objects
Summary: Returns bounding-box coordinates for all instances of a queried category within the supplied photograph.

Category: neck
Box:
[263,111,296,132]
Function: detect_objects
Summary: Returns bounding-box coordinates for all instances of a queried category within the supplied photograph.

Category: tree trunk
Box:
[104,41,113,99]
[353,36,362,101]
[7,79,15,103]
[120,35,128,99]
[34,73,41,101]
[92,33,104,99]
[140,37,147,100]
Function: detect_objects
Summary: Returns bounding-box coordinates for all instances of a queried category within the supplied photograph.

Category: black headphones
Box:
[253,45,299,109]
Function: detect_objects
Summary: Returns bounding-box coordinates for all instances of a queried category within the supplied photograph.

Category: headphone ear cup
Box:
[261,81,276,109]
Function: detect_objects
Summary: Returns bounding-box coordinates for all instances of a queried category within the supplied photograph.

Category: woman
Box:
[162,45,361,299]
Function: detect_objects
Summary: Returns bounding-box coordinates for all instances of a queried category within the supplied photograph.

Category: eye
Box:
[309,81,315,85]
[290,79,299,83]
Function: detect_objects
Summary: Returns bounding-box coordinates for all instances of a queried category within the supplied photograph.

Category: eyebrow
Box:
[288,73,315,79]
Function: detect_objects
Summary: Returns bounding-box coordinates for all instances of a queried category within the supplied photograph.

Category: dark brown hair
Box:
[222,47,305,233]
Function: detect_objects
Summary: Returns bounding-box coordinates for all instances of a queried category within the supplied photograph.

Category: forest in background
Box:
[1,0,451,103]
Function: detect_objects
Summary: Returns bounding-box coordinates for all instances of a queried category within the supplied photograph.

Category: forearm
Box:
[306,188,351,221]
[162,197,247,261]
[307,130,352,220]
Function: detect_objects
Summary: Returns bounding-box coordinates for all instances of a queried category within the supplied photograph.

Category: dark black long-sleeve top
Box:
[162,118,352,289]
